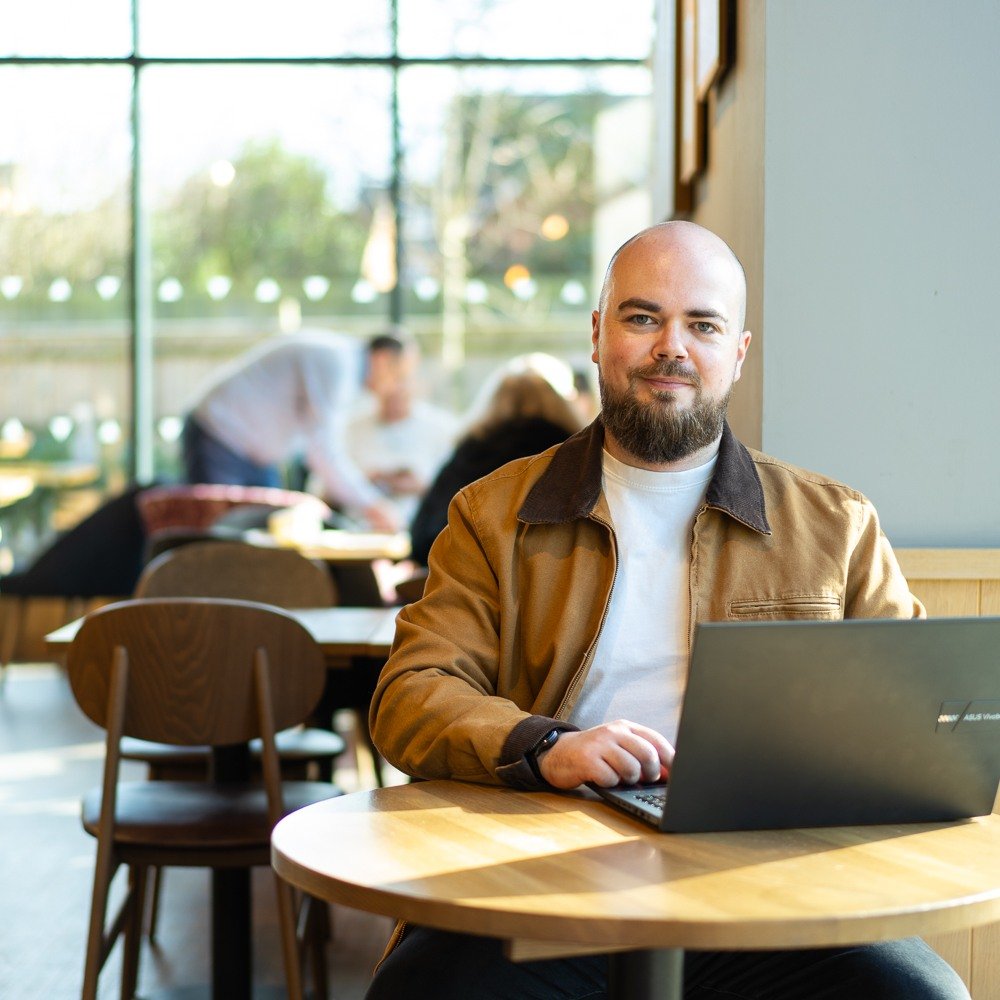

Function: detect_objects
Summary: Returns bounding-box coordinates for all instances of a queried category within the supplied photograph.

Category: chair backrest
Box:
[67,598,326,745]
[134,540,336,608]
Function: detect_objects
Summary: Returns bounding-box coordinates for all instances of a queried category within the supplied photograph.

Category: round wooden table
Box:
[272,780,1000,1000]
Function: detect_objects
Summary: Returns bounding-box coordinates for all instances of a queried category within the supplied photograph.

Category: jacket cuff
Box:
[495,715,579,790]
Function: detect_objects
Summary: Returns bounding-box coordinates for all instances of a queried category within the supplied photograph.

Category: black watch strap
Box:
[525,727,562,783]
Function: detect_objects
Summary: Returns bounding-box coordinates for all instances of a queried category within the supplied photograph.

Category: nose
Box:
[652,319,689,360]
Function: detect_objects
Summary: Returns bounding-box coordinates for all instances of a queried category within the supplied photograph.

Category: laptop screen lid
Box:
[649,617,1000,833]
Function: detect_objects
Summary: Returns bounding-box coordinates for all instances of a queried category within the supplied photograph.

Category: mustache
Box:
[631,360,702,388]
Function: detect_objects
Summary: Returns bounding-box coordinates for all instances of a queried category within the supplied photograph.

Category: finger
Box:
[609,734,662,783]
[582,722,662,784]
[621,722,676,775]
[586,757,631,788]
[539,732,622,789]
[600,742,656,786]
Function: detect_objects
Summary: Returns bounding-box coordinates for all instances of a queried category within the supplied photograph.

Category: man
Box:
[366,222,968,999]
[181,329,403,531]
[345,334,458,526]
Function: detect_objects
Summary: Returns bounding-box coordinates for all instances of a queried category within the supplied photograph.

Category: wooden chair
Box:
[68,598,337,1000]
[130,540,344,781]
[129,540,347,939]
[134,538,338,606]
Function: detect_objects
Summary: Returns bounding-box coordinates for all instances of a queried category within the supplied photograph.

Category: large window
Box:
[0,0,653,564]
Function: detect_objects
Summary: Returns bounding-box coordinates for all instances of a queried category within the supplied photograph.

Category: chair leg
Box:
[320,896,334,942]
[295,892,329,1000]
[274,874,305,1000]
[356,709,385,787]
[82,840,119,1000]
[305,896,330,1000]
[120,865,147,999]
[146,865,163,942]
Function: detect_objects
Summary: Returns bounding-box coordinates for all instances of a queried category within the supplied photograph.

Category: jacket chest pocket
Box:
[728,594,843,619]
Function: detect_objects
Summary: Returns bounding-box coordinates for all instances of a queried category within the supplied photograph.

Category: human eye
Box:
[692,320,720,335]
[626,312,656,327]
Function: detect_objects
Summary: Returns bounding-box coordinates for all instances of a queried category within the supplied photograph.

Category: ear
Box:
[591,310,601,364]
[732,330,752,382]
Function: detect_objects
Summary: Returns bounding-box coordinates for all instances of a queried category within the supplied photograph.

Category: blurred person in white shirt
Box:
[344,333,459,527]
[181,329,407,531]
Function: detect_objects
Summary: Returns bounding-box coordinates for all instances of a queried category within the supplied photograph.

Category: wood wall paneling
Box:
[908,580,981,618]
[923,930,972,987]
[982,580,1000,616]
[971,923,1000,1000]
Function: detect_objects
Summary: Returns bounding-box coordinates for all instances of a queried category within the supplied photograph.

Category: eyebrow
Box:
[688,308,729,324]
[616,297,661,313]
[616,298,730,325]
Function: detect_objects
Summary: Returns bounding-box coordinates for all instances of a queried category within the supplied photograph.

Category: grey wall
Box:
[761,0,1000,546]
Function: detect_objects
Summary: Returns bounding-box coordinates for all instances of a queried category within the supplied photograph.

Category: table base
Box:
[609,948,684,1000]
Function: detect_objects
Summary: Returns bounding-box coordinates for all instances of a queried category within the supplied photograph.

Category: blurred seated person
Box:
[571,366,601,424]
[344,334,459,527]
[409,354,583,566]
[181,329,404,531]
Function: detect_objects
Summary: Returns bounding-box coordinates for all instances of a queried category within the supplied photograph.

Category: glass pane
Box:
[138,0,391,57]
[142,65,393,480]
[0,66,131,569]
[0,0,133,57]
[398,64,652,406]
[398,0,655,59]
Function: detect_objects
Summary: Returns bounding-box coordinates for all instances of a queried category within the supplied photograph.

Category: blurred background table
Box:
[248,524,412,607]
[46,604,398,666]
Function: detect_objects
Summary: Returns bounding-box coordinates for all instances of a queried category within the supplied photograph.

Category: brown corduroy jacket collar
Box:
[518,417,772,536]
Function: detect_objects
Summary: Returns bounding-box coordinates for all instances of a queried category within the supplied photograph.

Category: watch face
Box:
[526,729,562,782]
[534,729,560,755]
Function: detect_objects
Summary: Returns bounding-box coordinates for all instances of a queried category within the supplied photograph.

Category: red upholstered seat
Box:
[136,483,331,535]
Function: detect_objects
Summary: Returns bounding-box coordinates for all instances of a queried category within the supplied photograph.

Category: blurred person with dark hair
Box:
[345,336,459,527]
[181,330,407,531]
[409,354,583,566]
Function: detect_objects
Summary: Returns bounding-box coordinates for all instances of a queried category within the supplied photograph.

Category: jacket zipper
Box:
[687,503,708,651]
[552,510,618,720]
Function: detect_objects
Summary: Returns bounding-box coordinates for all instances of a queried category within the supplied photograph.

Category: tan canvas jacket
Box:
[369,419,924,789]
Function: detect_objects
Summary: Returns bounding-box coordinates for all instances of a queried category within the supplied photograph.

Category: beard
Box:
[598,360,731,464]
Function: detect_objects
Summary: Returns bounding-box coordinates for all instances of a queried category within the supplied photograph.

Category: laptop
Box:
[593,617,1000,833]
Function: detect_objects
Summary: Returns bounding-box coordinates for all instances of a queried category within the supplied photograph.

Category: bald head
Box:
[599,221,747,334]
[590,220,752,470]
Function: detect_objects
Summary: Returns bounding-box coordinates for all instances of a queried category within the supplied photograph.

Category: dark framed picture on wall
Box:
[696,0,722,98]
[676,0,701,192]
[675,0,734,213]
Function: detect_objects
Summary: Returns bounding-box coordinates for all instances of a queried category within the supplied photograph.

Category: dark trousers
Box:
[366,926,970,1000]
[181,416,281,488]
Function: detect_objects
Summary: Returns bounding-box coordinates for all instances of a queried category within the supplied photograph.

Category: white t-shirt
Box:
[567,448,717,746]
[346,399,459,523]
[191,329,378,509]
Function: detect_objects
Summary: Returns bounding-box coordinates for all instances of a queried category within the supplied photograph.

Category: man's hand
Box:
[362,500,402,533]
[538,720,674,790]
[371,468,425,496]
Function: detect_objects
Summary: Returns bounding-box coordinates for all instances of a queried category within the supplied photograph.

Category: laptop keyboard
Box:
[634,789,667,809]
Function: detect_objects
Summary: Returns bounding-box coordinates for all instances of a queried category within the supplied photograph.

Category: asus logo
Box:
[936,700,1000,731]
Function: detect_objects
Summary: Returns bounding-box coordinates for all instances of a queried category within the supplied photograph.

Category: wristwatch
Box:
[525,728,562,783]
